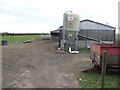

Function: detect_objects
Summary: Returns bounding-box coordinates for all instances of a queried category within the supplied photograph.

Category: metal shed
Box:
[79,19,116,42]
[50,26,63,40]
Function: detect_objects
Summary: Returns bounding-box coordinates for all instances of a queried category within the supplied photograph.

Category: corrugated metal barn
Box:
[51,19,116,48]
[79,19,116,42]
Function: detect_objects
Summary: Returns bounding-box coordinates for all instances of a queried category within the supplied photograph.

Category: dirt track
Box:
[2,40,91,88]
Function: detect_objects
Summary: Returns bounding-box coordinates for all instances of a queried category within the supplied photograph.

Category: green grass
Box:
[77,72,119,88]
[78,48,90,52]
[115,34,120,43]
[2,35,41,44]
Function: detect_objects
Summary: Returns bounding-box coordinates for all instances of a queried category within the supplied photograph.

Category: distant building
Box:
[50,26,63,40]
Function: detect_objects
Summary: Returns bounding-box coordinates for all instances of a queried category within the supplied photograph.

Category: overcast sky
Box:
[0,0,119,33]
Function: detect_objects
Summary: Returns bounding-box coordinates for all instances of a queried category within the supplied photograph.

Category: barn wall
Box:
[77,40,97,48]
[79,29,115,42]
[77,40,114,48]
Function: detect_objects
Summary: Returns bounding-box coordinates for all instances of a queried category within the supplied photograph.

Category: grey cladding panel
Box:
[79,29,115,41]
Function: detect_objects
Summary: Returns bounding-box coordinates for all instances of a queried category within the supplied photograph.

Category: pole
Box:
[101,51,107,88]
[75,31,78,50]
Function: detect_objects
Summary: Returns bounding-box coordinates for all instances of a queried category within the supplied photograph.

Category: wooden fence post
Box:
[101,51,107,88]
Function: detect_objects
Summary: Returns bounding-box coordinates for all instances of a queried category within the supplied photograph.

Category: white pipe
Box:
[69,47,79,54]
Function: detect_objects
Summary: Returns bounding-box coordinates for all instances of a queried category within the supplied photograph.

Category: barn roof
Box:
[51,19,116,34]
[80,19,116,29]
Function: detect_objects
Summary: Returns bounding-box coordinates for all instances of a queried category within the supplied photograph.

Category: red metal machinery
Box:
[82,43,120,72]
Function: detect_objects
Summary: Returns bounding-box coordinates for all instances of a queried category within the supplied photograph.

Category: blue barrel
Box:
[1,40,8,45]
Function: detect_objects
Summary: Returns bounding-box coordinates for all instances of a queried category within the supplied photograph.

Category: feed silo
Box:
[62,11,80,51]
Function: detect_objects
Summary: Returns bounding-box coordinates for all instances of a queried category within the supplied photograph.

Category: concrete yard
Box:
[2,40,91,88]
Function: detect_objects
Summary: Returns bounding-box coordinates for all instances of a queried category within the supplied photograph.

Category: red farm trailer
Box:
[90,43,120,69]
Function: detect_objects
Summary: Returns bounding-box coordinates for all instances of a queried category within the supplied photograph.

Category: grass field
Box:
[2,35,40,44]
[78,48,90,52]
[116,34,120,43]
[77,71,119,88]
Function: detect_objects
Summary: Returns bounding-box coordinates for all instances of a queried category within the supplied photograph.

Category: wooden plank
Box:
[101,51,107,88]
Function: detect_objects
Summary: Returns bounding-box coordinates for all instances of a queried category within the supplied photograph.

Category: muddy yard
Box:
[2,40,91,88]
